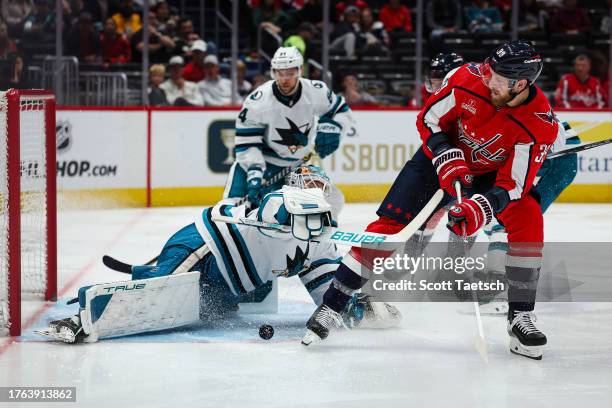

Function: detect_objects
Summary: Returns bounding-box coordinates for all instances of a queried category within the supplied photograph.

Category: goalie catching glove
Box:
[282,185,333,241]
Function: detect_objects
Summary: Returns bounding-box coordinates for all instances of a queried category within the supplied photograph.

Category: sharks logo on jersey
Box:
[274,117,312,153]
[273,243,310,277]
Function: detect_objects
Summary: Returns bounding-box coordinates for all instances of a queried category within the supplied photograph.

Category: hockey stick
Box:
[102,255,158,274]
[212,189,444,247]
[455,182,488,363]
[547,138,612,159]
[102,156,316,273]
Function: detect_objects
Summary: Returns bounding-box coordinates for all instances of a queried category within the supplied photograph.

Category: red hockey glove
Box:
[447,194,493,237]
[432,148,473,197]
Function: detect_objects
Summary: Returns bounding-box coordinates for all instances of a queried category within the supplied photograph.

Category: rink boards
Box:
[55,107,612,208]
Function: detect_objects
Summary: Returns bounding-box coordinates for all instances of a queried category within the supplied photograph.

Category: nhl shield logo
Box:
[56,120,72,155]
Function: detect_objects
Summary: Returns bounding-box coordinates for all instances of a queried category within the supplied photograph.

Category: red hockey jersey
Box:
[554,73,605,109]
[416,63,558,201]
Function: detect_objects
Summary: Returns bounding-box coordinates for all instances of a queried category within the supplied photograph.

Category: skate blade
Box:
[34,328,76,344]
[301,329,320,346]
[509,337,542,360]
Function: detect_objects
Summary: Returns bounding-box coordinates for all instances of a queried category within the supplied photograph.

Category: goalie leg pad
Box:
[80,272,203,342]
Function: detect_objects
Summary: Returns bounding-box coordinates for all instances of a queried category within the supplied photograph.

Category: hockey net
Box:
[0,89,57,337]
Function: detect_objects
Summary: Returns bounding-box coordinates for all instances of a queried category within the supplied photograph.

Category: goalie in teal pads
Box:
[36,166,401,343]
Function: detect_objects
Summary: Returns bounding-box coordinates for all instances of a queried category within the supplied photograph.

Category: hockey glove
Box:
[447,194,493,237]
[432,148,473,197]
[246,167,263,207]
[315,119,341,158]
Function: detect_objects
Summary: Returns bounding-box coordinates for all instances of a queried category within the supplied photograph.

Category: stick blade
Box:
[102,255,133,274]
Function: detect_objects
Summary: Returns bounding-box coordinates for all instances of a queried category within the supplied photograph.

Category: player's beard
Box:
[490,88,513,107]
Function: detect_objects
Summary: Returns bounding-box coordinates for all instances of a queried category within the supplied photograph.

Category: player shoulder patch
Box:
[311,80,325,89]
[466,63,482,78]
[249,90,263,101]
[534,109,556,125]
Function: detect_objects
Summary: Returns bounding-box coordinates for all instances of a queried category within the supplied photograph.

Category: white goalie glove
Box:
[282,185,333,241]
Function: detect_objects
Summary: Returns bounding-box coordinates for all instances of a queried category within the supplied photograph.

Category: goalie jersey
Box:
[234,78,354,170]
[195,192,341,305]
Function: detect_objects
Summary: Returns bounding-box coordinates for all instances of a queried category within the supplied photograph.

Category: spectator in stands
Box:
[65,11,101,63]
[602,0,612,34]
[340,73,378,106]
[465,0,504,33]
[555,55,605,109]
[183,39,207,82]
[131,10,175,64]
[1,0,33,37]
[237,59,253,97]
[22,0,59,41]
[0,21,18,58]
[427,0,462,38]
[334,0,368,22]
[153,1,178,36]
[250,73,268,91]
[297,0,324,27]
[356,7,389,56]
[112,0,142,38]
[549,0,591,33]
[173,17,200,57]
[198,54,241,106]
[253,0,294,35]
[0,54,28,90]
[100,18,131,66]
[379,0,412,33]
[329,5,360,56]
[283,22,315,57]
[517,0,542,32]
[148,64,168,106]
[160,55,203,106]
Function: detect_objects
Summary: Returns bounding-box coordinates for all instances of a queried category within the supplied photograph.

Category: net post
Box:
[44,96,57,302]
[6,89,21,337]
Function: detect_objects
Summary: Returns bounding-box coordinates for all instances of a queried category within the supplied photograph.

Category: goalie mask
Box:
[285,165,332,197]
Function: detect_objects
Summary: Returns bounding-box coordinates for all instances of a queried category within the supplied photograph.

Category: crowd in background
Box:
[1,0,611,108]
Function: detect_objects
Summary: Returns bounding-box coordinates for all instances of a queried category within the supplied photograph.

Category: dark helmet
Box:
[487,40,543,85]
[429,53,465,79]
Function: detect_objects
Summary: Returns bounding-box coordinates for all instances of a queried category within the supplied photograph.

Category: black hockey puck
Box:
[259,324,274,340]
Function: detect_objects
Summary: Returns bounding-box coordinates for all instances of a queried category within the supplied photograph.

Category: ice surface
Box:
[1,203,611,408]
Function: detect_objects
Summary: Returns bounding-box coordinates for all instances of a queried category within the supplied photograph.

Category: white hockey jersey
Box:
[194,192,341,305]
[234,78,354,170]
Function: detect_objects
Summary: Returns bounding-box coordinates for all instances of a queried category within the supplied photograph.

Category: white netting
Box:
[0,92,50,335]
[0,92,9,333]
[20,98,48,295]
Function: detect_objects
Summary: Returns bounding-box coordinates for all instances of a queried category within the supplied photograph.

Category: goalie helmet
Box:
[271,46,304,73]
[285,165,332,197]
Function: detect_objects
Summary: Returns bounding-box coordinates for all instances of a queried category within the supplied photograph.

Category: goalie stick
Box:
[212,189,444,247]
[102,155,317,273]
[547,138,612,159]
[102,255,158,274]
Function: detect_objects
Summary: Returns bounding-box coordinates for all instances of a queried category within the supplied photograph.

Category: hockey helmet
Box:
[429,53,464,80]
[286,165,332,197]
[484,40,543,86]
[426,52,464,93]
[271,46,304,72]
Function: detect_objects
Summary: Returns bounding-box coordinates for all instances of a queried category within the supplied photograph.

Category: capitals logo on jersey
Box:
[534,109,556,125]
[274,117,312,153]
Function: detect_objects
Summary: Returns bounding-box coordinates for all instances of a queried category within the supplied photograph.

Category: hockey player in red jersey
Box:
[554,54,605,109]
[303,40,558,360]
[410,52,464,107]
